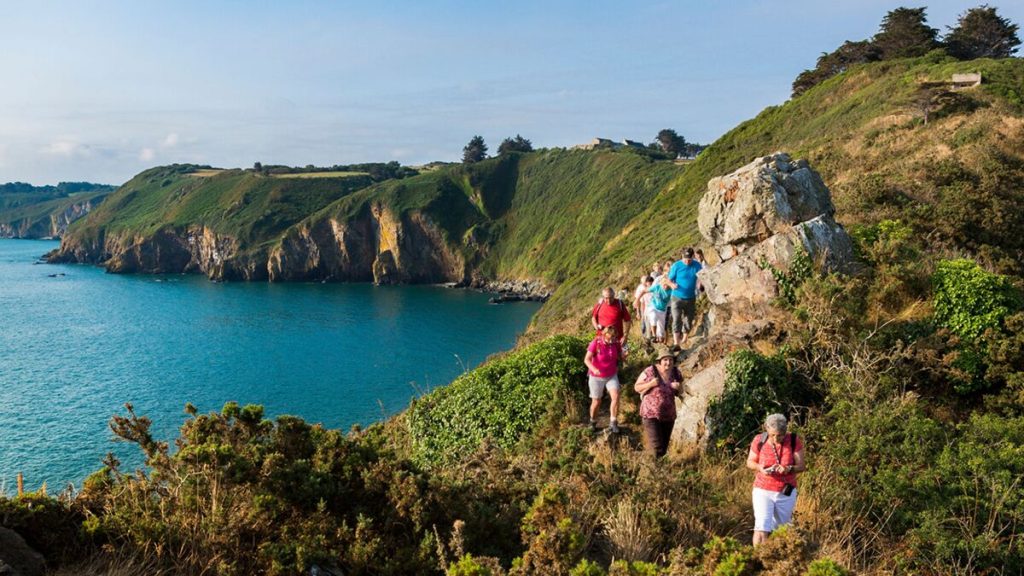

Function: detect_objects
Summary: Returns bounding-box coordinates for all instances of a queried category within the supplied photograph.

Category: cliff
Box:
[0,189,110,239]
[52,153,684,287]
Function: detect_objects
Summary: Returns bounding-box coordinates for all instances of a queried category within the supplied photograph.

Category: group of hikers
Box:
[582,246,805,546]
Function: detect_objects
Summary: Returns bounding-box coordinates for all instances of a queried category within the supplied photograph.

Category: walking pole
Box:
[17,472,24,497]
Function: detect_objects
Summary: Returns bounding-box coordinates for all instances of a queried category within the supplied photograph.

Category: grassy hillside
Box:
[299,150,684,283]
[68,164,375,249]
[0,182,114,238]
[9,55,1024,575]
[529,53,1024,337]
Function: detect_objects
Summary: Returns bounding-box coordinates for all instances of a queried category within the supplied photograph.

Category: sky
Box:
[1,1,1021,185]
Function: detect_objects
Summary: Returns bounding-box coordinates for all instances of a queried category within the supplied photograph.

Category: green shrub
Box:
[712,549,755,576]
[933,259,1021,393]
[514,485,585,575]
[933,258,1020,342]
[570,558,608,576]
[909,413,1024,573]
[803,558,851,576]
[707,350,804,451]
[448,553,504,576]
[408,335,588,466]
[608,559,662,575]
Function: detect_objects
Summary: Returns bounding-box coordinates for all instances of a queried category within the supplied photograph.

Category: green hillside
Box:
[297,150,684,283]
[530,53,1024,336]
[10,55,1024,575]
[0,182,114,238]
[70,165,375,248]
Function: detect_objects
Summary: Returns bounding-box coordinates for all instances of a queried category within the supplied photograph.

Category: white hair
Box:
[765,413,788,433]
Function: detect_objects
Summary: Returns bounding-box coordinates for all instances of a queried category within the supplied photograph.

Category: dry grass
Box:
[185,169,223,178]
[271,171,368,179]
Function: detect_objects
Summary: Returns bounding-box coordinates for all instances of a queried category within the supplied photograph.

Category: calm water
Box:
[0,239,539,490]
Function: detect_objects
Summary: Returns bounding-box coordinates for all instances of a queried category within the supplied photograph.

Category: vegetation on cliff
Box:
[0,181,114,238]
[6,53,1024,574]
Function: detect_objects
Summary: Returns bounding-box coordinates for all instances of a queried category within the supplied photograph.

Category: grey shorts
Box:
[588,374,621,399]
[670,297,696,334]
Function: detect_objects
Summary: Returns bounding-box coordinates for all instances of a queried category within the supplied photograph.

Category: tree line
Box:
[462,130,705,164]
[793,5,1021,97]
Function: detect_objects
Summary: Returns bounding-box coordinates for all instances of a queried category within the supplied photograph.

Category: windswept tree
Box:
[462,135,488,164]
[945,5,1021,60]
[792,40,882,97]
[872,7,939,59]
[497,134,534,155]
[655,129,686,158]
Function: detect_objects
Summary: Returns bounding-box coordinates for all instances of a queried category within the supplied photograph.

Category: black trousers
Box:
[642,418,675,458]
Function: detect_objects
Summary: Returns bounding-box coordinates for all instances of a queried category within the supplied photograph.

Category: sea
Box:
[0,239,540,490]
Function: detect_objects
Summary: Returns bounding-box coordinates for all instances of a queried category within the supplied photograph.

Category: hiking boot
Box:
[608,422,620,434]
[588,419,598,432]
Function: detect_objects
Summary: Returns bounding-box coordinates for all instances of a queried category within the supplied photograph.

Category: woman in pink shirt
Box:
[745,413,806,545]
[584,326,623,433]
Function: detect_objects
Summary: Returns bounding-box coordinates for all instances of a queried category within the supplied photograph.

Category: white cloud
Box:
[161,133,179,148]
[138,147,156,162]
[43,139,88,157]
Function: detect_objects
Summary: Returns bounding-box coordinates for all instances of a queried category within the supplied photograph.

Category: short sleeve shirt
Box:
[587,338,621,377]
[638,366,679,421]
[592,299,631,336]
[668,260,702,299]
[750,433,803,492]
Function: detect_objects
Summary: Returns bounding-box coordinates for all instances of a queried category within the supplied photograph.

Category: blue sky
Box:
[1,1,1021,185]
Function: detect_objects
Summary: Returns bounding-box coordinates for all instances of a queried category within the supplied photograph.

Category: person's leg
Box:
[680,299,696,344]
[657,419,675,457]
[670,297,684,346]
[587,376,606,426]
[655,309,666,341]
[774,489,798,528]
[641,418,660,456]
[606,375,621,432]
[751,488,776,546]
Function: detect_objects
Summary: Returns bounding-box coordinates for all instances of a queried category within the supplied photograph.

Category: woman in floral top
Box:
[633,345,682,457]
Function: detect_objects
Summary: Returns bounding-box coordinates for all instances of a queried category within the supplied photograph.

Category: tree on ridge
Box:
[945,5,1021,60]
[463,136,488,164]
[497,135,533,155]
[655,129,686,158]
[872,7,939,59]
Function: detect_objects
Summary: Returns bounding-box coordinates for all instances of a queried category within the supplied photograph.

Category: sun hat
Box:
[654,345,675,361]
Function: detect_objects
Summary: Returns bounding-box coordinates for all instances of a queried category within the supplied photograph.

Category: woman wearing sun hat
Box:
[634,345,683,457]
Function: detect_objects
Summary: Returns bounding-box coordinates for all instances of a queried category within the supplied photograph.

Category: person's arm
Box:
[746,448,772,475]
[788,447,806,474]
[591,305,602,331]
[584,350,597,375]
[634,370,659,395]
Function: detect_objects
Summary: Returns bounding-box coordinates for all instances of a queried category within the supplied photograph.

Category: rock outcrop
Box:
[673,153,853,447]
[0,527,45,576]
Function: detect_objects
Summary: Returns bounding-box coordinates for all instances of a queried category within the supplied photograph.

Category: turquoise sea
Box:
[0,239,540,490]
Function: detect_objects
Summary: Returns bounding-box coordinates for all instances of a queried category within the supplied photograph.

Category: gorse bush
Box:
[407,335,588,467]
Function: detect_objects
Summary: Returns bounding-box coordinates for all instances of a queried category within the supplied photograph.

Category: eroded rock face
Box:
[698,152,835,254]
[673,153,854,451]
[701,214,853,308]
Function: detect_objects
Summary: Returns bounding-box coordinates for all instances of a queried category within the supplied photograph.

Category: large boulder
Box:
[0,527,45,576]
[700,214,853,308]
[698,152,835,254]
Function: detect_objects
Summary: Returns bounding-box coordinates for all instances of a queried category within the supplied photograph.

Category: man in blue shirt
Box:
[665,247,702,347]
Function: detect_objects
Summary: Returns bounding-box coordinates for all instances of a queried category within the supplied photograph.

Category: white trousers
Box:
[645,307,666,339]
[752,487,797,532]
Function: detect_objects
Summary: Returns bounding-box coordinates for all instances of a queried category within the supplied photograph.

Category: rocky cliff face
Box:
[52,203,472,284]
[673,153,854,446]
[0,196,104,239]
[268,203,469,284]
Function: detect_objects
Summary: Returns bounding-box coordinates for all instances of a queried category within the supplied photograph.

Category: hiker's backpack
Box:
[756,432,798,454]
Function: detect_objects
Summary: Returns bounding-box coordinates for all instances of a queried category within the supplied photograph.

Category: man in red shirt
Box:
[592,287,631,345]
